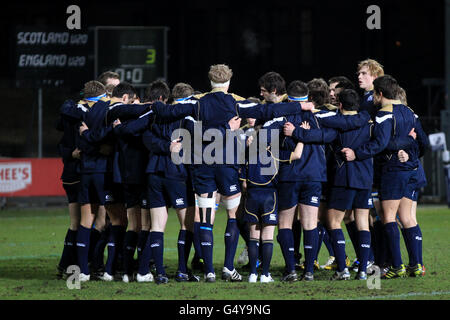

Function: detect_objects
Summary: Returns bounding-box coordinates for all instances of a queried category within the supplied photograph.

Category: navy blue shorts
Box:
[78,173,105,205]
[123,183,144,209]
[140,179,150,209]
[244,188,278,225]
[278,181,322,210]
[104,173,124,204]
[63,182,80,203]
[147,173,191,209]
[191,165,240,196]
[185,174,196,207]
[328,186,373,211]
[411,189,419,202]
[379,170,417,201]
[320,182,330,202]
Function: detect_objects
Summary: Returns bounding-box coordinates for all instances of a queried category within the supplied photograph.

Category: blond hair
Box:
[172,82,194,99]
[357,59,384,77]
[83,80,106,98]
[208,64,233,84]
[396,86,407,105]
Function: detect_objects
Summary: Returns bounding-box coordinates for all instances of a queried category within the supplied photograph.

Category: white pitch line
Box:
[348,291,450,300]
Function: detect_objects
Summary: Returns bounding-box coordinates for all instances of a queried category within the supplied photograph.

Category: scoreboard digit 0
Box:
[94,26,168,87]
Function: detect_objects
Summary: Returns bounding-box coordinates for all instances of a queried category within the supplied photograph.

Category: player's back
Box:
[79,98,113,173]
[279,111,326,183]
[246,120,282,189]
[145,119,188,180]
[379,102,419,171]
[332,120,373,189]
[57,100,83,182]
[195,90,241,127]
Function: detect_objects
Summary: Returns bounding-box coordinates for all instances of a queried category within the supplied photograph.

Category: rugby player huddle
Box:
[56,58,428,285]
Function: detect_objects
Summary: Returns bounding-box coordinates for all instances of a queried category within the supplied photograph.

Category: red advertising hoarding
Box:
[0,158,65,197]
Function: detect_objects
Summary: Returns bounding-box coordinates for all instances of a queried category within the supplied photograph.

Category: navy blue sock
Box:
[184,230,194,266]
[123,230,138,275]
[200,222,214,274]
[373,220,387,266]
[384,222,403,268]
[323,228,335,256]
[237,217,250,247]
[358,230,371,273]
[384,225,393,266]
[345,221,359,260]
[76,225,91,275]
[303,228,318,273]
[177,230,188,273]
[330,229,347,272]
[248,238,259,275]
[369,226,376,262]
[88,228,101,264]
[400,227,412,265]
[316,222,326,261]
[138,232,152,275]
[277,228,295,272]
[137,230,150,261]
[224,218,239,270]
[193,222,203,260]
[261,240,273,277]
[292,219,302,258]
[416,225,423,265]
[403,226,419,266]
[105,226,121,274]
[113,226,126,272]
[59,229,77,270]
[93,225,110,271]
[150,231,165,275]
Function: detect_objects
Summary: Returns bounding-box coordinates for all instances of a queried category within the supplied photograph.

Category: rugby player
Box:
[341,75,420,279]
[56,98,83,278]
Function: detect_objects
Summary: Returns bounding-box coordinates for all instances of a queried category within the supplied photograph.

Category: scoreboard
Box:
[95,26,169,87]
[14,26,93,88]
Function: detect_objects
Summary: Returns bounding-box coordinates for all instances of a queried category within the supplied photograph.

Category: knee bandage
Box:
[221,195,241,210]
[197,196,216,209]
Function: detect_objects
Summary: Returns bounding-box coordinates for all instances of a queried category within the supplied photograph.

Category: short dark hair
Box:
[307,78,330,106]
[111,82,137,99]
[97,71,120,86]
[337,89,360,111]
[335,79,356,91]
[258,71,286,95]
[328,76,351,86]
[287,80,308,98]
[373,75,398,100]
[143,80,170,102]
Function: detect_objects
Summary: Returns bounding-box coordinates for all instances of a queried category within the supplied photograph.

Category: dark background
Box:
[0,0,445,157]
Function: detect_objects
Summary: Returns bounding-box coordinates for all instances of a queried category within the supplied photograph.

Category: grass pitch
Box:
[0,205,449,300]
